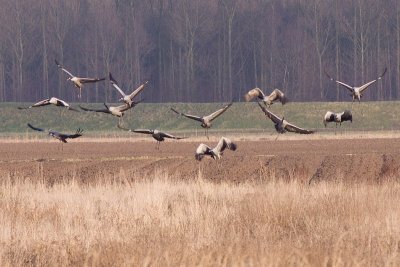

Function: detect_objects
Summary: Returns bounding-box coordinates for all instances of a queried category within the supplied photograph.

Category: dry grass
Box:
[0,172,399,266]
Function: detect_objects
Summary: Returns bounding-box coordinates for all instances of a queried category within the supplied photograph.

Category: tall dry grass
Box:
[0,173,399,266]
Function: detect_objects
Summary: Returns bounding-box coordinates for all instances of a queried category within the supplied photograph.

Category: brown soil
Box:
[1,138,399,185]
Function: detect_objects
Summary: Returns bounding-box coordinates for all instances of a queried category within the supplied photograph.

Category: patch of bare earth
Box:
[0,138,399,184]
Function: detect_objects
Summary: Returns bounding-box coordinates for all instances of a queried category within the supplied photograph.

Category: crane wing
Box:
[60,128,83,139]
[324,70,354,93]
[54,98,70,107]
[269,89,289,105]
[213,137,237,154]
[29,98,52,108]
[27,123,46,132]
[115,103,132,112]
[128,81,148,100]
[55,59,75,78]
[358,67,387,94]
[67,106,80,112]
[195,143,212,161]
[244,88,265,102]
[171,107,203,122]
[284,122,314,134]
[79,105,109,113]
[160,132,187,140]
[203,101,233,122]
[79,77,106,83]
[257,102,281,124]
[132,129,153,135]
[109,73,126,97]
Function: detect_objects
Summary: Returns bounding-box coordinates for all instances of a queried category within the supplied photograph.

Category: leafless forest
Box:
[0,0,398,103]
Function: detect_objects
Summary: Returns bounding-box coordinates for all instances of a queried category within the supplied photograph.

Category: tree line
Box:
[0,0,398,103]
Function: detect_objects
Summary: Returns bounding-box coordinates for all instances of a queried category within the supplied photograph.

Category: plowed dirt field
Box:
[1,137,399,184]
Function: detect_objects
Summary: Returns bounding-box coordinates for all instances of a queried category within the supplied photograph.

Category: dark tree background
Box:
[0,0,397,103]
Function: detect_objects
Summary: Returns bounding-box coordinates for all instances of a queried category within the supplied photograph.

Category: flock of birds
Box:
[19,60,387,161]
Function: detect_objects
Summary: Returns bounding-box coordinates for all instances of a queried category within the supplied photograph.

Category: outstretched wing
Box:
[324,70,354,93]
[62,128,83,139]
[214,137,237,154]
[54,98,70,107]
[195,143,211,161]
[160,132,187,140]
[132,129,152,135]
[55,59,74,78]
[27,123,46,132]
[204,101,233,122]
[115,103,132,112]
[284,122,314,134]
[79,105,109,113]
[171,107,203,122]
[268,89,289,105]
[32,98,52,108]
[109,72,126,97]
[358,67,387,94]
[18,99,51,109]
[257,102,281,124]
[67,106,80,112]
[79,77,106,84]
[128,81,148,100]
[244,88,265,102]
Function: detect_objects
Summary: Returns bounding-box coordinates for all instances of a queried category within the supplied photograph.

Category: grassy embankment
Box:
[1,101,400,138]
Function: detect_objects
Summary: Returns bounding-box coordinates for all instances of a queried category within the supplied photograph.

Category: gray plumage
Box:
[325,68,387,104]
[117,124,186,149]
[257,102,314,134]
[195,137,237,161]
[323,110,352,127]
[27,123,83,143]
[18,97,79,111]
[245,88,288,106]
[171,102,233,129]
[55,59,105,98]
[80,102,140,118]
[171,101,233,139]
[109,72,148,107]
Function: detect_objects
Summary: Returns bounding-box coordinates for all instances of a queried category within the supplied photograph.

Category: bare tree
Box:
[48,0,79,99]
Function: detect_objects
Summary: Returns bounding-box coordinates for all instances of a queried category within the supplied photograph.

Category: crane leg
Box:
[274,133,280,141]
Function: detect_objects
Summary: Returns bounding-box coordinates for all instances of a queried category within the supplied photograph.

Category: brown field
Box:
[1,135,399,184]
[0,136,400,266]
